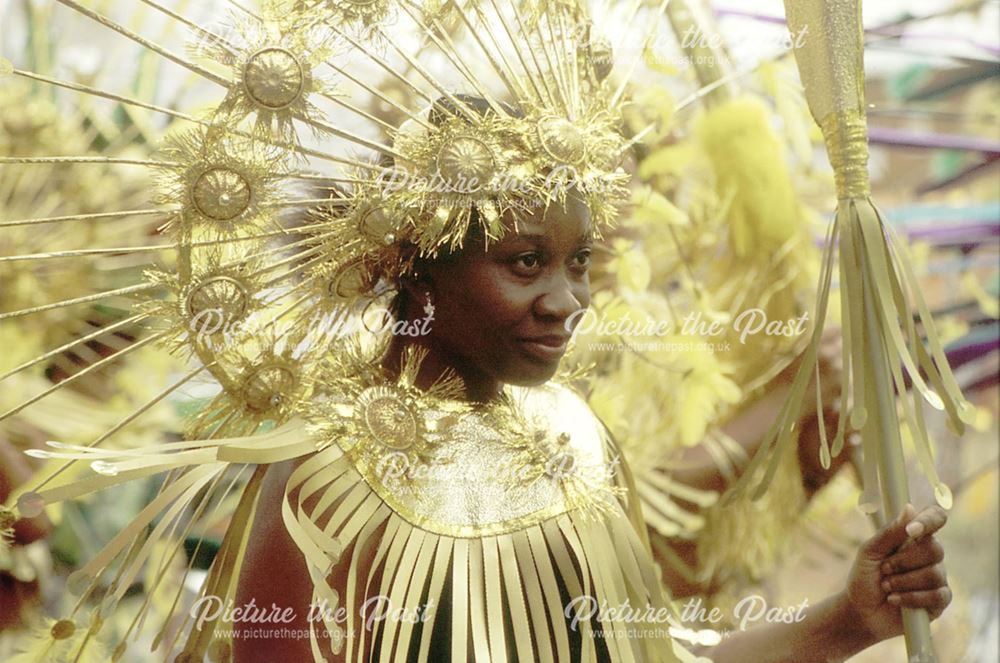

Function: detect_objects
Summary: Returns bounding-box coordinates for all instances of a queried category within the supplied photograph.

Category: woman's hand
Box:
[701,503,951,662]
[842,503,951,644]
[703,502,951,662]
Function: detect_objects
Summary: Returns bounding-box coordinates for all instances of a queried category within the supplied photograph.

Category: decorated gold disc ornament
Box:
[719,1,976,660]
[0,0,714,661]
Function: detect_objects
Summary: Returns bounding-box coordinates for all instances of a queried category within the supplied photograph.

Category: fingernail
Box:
[906,521,925,538]
[881,580,892,592]
[888,594,901,605]
[882,562,893,575]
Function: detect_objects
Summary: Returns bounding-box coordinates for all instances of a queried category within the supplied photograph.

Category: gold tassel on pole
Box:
[723,1,976,660]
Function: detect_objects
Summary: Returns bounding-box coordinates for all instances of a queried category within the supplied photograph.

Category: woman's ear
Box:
[397,244,436,317]
[399,271,432,299]
[396,269,435,322]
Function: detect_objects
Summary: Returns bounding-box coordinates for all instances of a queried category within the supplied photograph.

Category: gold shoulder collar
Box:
[303,351,624,537]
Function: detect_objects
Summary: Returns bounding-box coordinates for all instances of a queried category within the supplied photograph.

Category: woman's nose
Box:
[534,272,589,320]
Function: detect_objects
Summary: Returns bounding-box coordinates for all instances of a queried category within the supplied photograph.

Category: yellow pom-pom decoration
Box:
[695,96,800,258]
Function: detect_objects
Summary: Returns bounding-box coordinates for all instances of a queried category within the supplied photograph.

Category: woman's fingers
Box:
[881,537,945,575]
[882,564,947,594]
[902,505,948,540]
[887,586,953,615]
[879,509,952,623]
[862,504,918,559]
[865,504,947,563]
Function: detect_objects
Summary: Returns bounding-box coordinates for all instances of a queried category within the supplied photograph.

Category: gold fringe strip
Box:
[268,426,691,662]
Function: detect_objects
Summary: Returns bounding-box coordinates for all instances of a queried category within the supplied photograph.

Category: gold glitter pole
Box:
[772,1,975,659]
[718,4,972,661]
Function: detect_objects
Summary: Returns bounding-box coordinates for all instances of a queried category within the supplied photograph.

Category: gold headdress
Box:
[0,0,652,436]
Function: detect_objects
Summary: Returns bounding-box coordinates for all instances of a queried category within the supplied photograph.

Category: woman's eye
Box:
[512,253,542,273]
[572,249,592,271]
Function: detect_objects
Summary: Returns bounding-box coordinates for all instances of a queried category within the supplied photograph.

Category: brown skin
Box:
[0,436,52,629]
[234,200,951,662]
[0,438,52,545]
[232,457,323,662]
[383,196,594,401]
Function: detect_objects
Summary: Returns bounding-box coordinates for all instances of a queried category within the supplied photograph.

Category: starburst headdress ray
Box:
[0,1,706,662]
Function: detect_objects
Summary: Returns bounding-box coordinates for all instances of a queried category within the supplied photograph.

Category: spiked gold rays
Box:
[0,0,662,450]
[192,4,341,143]
[318,0,398,32]
[154,127,290,236]
[0,0,689,451]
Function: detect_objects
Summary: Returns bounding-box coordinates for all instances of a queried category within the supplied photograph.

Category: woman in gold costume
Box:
[224,99,951,663]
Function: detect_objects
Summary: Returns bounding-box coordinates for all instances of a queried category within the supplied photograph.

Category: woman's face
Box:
[422,196,592,387]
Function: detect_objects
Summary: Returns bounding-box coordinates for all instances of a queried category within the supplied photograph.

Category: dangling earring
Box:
[422,290,435,317]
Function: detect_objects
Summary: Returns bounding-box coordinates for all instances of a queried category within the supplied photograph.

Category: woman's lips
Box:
[516,336,569,363]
